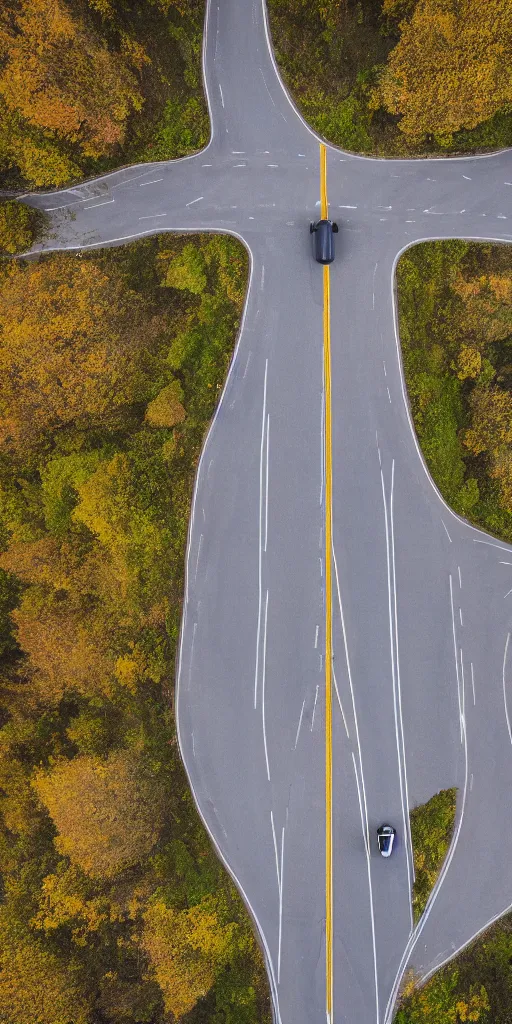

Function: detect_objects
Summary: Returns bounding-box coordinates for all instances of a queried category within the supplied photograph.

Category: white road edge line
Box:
[311,684,319,731]
[351,752,380,1024]
[278,826,285,983]
[450,575,463,743]
[265,413,270,552]
[384,586,469,1024]
[333,666,350,738]
[390,460,415,884]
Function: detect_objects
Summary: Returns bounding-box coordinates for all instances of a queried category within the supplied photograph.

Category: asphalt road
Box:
[22,1,512,1022]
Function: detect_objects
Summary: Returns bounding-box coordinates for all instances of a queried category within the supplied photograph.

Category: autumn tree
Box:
[31,862,110,942]
[377,0,512,142]
[145,380,186,428]
[0,199,42,254]
[396,970,489,1024]
[464,387,512,511]
[0,911,91,1024]
[0,0,143,162]
[142,895,241,1019]
[33,751,166,878]
[464,387,512,458]
[452,272,512,346]
[0,258,165,456]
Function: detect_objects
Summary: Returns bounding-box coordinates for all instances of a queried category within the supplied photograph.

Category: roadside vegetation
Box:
[0,235,271,1024]
[394,241,512,1022]
[410,788,456,921]
[0,0,208,250]
[398,905,512,1022]
[267,0,512,156]
[0,198,47,255]
[396,241,512,543]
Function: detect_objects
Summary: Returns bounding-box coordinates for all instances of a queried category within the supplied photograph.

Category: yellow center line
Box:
[320,141,334,1024]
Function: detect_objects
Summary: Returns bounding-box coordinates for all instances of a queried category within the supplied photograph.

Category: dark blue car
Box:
[377,824,396,858]
[310,218,339,264]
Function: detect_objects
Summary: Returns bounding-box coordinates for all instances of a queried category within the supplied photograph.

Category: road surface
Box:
[21,1,512,1022]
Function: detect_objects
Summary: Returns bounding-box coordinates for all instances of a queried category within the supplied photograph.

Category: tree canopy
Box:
[377,0,512,142]
[0,0,208,192]
[0,258,165,457]
[33,751,166,877]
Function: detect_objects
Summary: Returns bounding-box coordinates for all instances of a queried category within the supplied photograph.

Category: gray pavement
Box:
[20,1,512,1021]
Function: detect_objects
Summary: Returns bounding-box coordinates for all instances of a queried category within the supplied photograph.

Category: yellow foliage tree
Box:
[11,598,115,705]
[145,380,186,428]
[464,386,512,513]
[31,863,110,943]
[452,272,512,345]
[0,258,164,455]
[377,0,512,140]
[454,345,481,381]
[456,986,489,1021]
[0,912,91,1024]
[142,895,239,1019]
[33,751,166,878]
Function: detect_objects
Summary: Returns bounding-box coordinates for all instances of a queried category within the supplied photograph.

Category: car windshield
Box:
[379,834,391,852]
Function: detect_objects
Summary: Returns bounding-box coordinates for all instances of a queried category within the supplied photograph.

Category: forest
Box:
[267,0,512,156]
[0,0,208,193]
[0,235,271,1024]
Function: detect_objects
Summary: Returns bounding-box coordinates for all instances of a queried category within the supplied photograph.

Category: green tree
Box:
[164,243,208,293]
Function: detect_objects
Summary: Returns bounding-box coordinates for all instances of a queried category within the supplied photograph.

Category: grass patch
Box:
[0,235,271,1024]
[410,789,457,921]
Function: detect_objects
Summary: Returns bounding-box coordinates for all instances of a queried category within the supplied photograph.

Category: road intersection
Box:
[21,1,512,1022]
